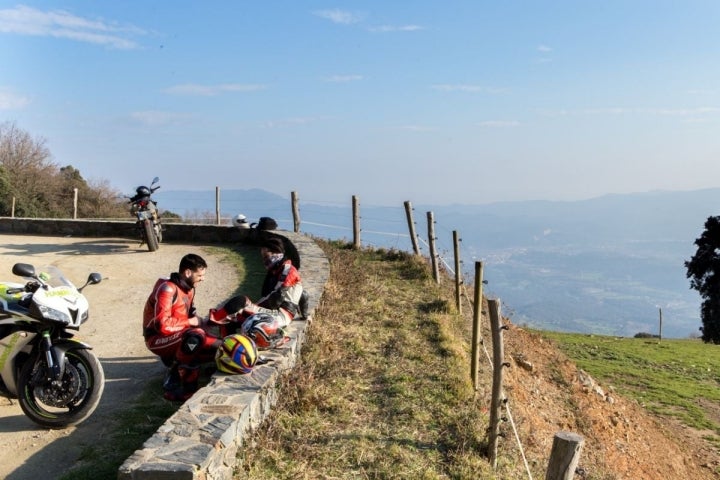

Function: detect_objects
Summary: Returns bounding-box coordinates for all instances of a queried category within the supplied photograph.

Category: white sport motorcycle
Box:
[0,263,104,428]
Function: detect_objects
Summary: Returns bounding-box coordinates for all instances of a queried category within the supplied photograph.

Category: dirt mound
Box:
[501,323,719,479]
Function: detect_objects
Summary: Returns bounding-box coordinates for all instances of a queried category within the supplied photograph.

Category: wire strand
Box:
[505,400,534,480]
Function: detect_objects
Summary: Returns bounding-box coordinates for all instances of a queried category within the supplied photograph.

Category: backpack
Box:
[251,217,278,231]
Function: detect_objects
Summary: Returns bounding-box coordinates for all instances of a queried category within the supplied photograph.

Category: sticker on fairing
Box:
[0,332,21,370]
[45,288,74,298]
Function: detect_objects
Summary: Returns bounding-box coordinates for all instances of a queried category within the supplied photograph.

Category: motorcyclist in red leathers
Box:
[248,236,304,326]
[213,236,306,328]
[143,253,221,401]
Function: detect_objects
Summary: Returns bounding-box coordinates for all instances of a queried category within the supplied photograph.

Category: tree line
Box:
[0,121,128,219]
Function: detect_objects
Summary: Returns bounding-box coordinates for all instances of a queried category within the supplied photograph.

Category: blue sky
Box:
[1,1,720,206]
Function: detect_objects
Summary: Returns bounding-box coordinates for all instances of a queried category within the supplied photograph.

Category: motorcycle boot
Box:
[299,290,310,320]
[163,364,199,402]
[162,362,181,393]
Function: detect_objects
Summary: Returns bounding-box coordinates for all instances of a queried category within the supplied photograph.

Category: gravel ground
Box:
[0,234,238,480]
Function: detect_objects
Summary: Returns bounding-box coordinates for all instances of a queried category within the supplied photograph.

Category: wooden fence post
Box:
[352,195,361,249]
[546,431,584,480]
[291,191,300,232]
[215,187,221,225]
[471,261,484,390]
[487,298,505,469]
[453,230,462,314]
[427,211,439,283]
[659,307,663,342]
[403,201,421,255]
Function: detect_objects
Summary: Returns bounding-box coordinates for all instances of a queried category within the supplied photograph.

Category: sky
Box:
[1,1,720,207]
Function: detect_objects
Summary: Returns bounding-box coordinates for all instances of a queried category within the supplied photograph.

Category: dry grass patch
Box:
[238,241,492,479]
[236,240,714,480]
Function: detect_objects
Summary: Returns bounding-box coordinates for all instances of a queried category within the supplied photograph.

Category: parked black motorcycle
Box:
[0,263,104,428]
[128,177,162,252]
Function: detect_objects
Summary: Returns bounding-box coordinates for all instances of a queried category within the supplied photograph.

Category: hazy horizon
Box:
[154,186,712,338]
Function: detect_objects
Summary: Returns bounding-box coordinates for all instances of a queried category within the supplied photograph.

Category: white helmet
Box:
[232,213,249,228]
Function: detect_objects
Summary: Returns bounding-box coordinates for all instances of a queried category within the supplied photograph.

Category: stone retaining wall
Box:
[0,218,330,480]
[0,218,248,244]
[117,231,328,480]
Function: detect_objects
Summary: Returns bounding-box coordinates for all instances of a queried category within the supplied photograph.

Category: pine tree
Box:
[686,215,720,343]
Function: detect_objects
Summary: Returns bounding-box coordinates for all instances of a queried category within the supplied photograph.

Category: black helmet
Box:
[136,186,151,196]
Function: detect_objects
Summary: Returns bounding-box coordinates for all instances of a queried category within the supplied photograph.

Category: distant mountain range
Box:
[155,188,720,338]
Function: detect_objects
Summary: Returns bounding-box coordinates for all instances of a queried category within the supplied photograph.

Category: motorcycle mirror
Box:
[79,272,103,292]
[12,263,36,279]
[151,176,159,185]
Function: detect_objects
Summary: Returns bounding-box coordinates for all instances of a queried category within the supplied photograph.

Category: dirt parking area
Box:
[0,234,239,480]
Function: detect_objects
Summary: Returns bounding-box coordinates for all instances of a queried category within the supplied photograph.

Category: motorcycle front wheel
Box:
[18,348,105,429]
[143,218,159,252]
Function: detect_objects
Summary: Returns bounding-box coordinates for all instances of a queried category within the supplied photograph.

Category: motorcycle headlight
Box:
[38,304,72,324]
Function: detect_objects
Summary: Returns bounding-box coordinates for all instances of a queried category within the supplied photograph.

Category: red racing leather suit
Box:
[143,272,219,365]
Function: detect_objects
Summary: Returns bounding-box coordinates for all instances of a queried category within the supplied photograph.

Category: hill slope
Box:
[239,239,716,479]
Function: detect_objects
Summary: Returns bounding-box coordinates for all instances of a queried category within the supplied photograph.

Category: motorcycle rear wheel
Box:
[18,348,105,429]
[143,218,159,252]
[155,220,163,243]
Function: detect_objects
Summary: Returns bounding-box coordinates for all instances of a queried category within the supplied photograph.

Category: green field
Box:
[538,331,720,446]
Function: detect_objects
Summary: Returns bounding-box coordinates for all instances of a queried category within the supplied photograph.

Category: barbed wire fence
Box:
[6,187,585,479]
[288,191,582,480]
